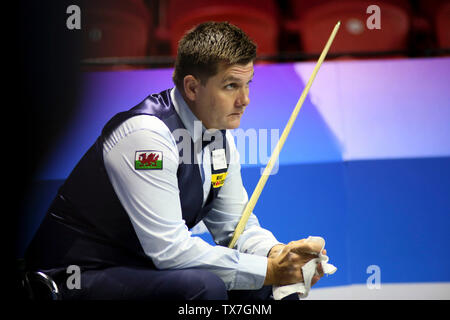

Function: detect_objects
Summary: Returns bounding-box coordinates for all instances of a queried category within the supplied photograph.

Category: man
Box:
[25,22,325,300]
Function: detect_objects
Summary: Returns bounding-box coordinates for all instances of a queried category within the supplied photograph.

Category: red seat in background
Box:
[287,0,411,55]
[164,0,280,57]
[416,0,449,50]
[434,1,450,49]
[82,0,151,60]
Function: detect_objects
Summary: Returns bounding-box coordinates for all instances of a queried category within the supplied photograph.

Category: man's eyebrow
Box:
[222,72,254,83]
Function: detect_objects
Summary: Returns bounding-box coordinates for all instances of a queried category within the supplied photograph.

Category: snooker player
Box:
[25,21,325,300]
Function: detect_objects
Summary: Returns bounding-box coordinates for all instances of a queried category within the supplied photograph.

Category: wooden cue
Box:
[228,21,341,249]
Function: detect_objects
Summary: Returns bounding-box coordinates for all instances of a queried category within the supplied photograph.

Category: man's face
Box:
[191,61,254,130]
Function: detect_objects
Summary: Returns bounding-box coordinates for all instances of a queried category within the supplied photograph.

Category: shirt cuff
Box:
[249,239,284,258]
[232,253,268,290]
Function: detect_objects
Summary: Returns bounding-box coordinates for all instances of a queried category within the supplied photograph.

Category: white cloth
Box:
[272,236,337,299]
[102,87,281,290]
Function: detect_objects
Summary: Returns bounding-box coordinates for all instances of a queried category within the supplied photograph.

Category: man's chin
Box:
[227,121,241,130]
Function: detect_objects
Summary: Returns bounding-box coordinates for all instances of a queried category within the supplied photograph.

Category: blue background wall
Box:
[19,57,450,290]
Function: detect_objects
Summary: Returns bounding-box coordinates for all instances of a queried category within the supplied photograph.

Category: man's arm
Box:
[203,132,326,287]
[203,131,283,256]
[103,115,268,290]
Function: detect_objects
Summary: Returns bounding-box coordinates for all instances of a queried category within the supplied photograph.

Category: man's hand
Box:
[264,240,326,286]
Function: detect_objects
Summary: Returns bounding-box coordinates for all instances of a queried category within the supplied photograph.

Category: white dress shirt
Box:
[102,87,281,290]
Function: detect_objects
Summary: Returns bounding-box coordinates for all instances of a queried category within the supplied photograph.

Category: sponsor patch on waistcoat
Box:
[211,172,228,188]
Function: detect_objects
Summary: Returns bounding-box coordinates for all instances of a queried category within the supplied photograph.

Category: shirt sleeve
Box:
[203,131,283,257]
[102,115,268,290]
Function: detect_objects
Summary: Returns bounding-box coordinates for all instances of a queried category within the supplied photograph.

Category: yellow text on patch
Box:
[211,172,228,188]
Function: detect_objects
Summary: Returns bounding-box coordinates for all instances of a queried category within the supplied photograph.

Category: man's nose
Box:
[236,88,250,107]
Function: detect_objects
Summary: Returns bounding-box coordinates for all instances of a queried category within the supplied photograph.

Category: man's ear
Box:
[183,75,199,101]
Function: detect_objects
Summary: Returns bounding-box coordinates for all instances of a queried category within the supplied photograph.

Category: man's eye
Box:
[225,83,236,89]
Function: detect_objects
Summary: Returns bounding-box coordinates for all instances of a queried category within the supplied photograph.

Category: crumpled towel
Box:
[272,236,337,300]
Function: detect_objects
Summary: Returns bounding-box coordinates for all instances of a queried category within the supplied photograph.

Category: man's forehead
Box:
[220,62,254,82]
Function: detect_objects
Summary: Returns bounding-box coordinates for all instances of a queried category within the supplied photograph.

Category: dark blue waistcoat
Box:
[25,89,229,271]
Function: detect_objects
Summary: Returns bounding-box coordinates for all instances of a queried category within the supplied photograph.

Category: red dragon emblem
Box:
[139,152,159,166]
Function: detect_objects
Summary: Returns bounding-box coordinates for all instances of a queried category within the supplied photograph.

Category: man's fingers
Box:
[311,263,325,287]
[311,275,320,286]
[290,241,323,256]
[317,262,324,277]
[289,239,323,254]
